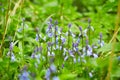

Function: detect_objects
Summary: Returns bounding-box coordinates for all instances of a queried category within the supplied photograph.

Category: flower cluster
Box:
[15,18,105,79]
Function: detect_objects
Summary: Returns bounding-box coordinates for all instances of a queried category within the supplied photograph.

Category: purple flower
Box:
[68,23,72,28]
[55,26,58,31]
[54,20,58,25]
[19,66,30,80]
[72,43,78,47]
[31,53,35,58]
[61,37,66,44]
[47,42,52,47]
[35,34,39,41]
[53,76,59,80]
[9,42,13,51]
[50,64,56,73]
[72,42,79,52]
[11,53,16,62]
[7,52,16,62]
[45,68,51,80]
[98,32,104,47]
[68,50,74,57]
[19,70,30,80]
[86,45,92,56]
[64,56,68,61]
[48,32,53,37]
[46,24,52,33]
[79,26,82,32]
[76,38,80,43]
[49,18,52,23]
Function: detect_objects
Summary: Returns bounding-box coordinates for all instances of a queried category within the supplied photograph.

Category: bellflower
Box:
[53,76,59,80]
[98,33,104,47]
[68,50,74,57]
[19,66,30,80]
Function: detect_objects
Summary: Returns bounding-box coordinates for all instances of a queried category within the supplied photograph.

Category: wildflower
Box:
[79,26,82,32]
[49,18,52,23]
[7,52,16,62]
[11,53,16,62]
[63,48,67,56]
[68,50,74,57]
[50,63,56,73]
[98,33,104,47]
[51,52,55,57]
[53,76,59,80]
[89,72,93,78]
[61,37,66,44]
[35,34,39,41]
[72,42,79,52]
[19,66,30,80]
[76,38,80,43]
[68,23,72,28]
[47,42,52,47]
[93,53,98,58]
[18,28,22,32]
[7,42,16,62]
[86,45,92,56]
[54,20,58,25]
[46,24,52,33]
[83,29,88,38]
[58,28,62,35]
[45,68,51,80]
[55,36,59,44]
[64,56,68,61]
[35,54,41,63]
[48,51,51,56]
[9,42,13,51]
[48,32,53,38]
[73,58,76,63]
[45,62,56,79]
[19,70,30,80]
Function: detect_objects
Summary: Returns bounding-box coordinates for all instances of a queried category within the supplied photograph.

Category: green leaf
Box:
[13,46,20,53]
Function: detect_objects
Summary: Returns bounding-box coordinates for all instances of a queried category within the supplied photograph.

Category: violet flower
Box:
[7,42,16,62]
[68,50,74,57]
[98,33,104,47]
[19,66,30,80]
[53,76,59,80]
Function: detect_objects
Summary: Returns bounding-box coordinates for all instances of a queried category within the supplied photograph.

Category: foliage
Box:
[0,0,120,80]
